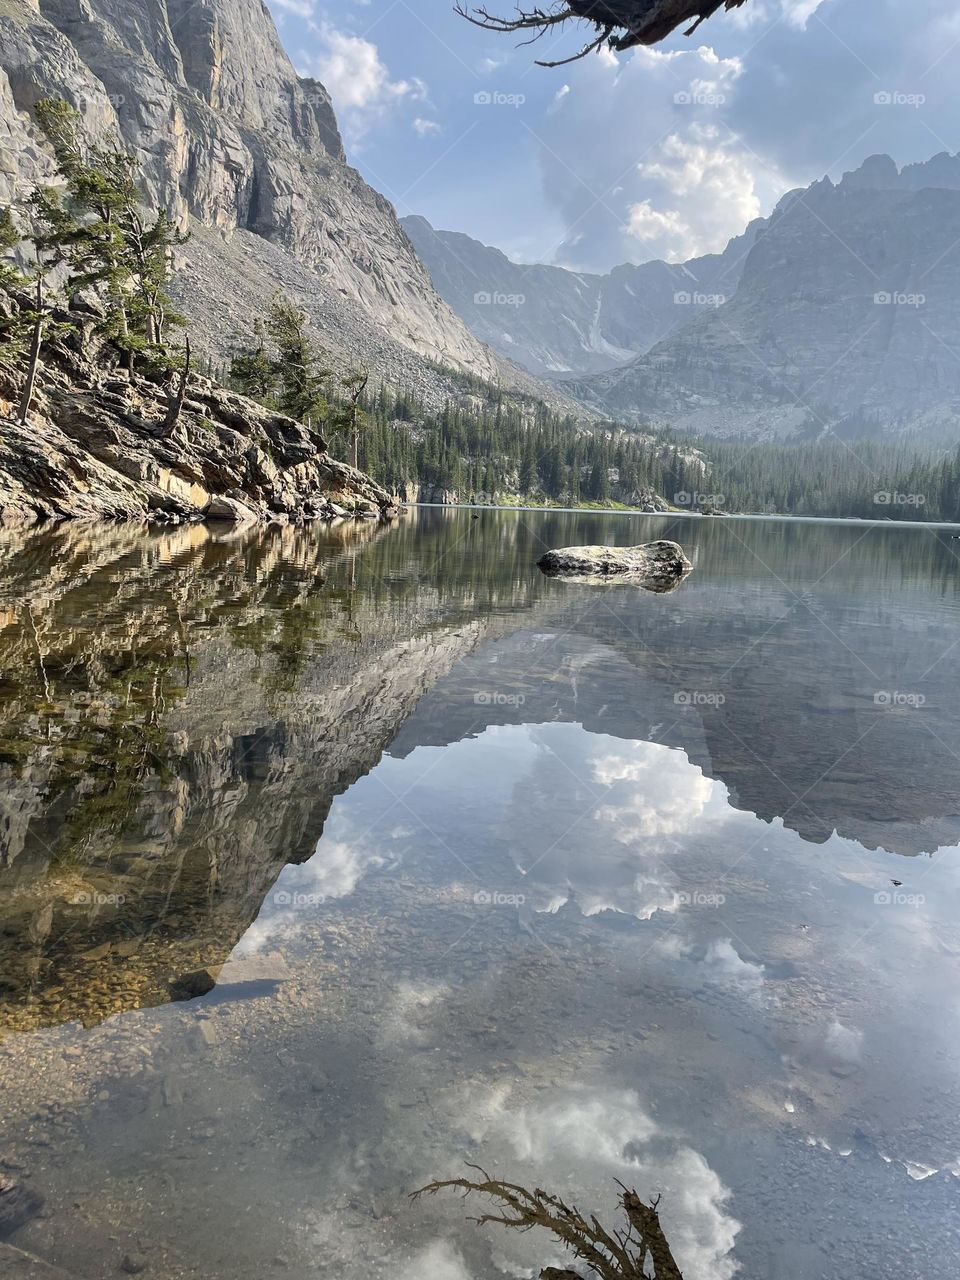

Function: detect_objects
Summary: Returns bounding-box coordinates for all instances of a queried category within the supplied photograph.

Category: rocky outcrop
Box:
[537,539,692,585]
[403,213,758,377]
[568,152,960,441]
[0,297,397,525]
[0,0,556,408]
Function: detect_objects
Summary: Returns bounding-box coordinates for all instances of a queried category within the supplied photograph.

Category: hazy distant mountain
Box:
[566,153,960,441]
[402,214,760,377]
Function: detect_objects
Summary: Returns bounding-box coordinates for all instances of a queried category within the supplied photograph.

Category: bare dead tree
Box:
[455,0,749,66]
[18,277,44,425]
[344,367,369,470]
[163,335,191,433]
[412,1166,684,1280]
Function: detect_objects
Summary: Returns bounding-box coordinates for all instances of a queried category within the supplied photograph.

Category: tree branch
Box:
[455,0,750,64]
[411,1170,684,1280]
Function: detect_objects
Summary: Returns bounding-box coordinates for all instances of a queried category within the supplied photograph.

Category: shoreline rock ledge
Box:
[0,297,400,528]
[537,540,693,585]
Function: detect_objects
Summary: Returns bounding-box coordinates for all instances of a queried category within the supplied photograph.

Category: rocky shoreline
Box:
[0,298,400,528]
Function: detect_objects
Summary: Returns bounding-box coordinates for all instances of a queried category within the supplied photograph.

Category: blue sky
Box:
[266,0,960,271]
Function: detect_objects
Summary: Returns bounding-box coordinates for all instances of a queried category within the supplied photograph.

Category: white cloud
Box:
[413,117,442,136]
[270,0,315,16]
[625,124,766,260]
[549,84,571,114]
[538,42,785,267]
[703,938,766,990]
[728,0,827,26]
[501,730,721,919]
[624,199,691,250]
[301,25,427,141]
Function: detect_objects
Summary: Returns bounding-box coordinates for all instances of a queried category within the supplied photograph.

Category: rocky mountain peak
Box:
[565,148,960,441]
[838,153,901,190]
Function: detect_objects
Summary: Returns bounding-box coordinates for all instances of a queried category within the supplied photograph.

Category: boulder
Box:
[537,540,692,585]
[206,496,259,525]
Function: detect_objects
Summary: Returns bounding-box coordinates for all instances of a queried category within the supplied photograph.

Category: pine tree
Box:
[30,98,186,367]
[264,293,330,426]
[230,319,278,402]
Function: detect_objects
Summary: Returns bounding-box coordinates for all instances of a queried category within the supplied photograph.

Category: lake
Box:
[1,508,959,1280]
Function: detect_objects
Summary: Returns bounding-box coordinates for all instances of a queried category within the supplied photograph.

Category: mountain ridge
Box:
[402,212,761,377]
[564,151,960,440]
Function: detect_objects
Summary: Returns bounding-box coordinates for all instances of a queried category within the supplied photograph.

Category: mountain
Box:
[402,213,759,377]
[0,0,562,409]
[566,153,960,440]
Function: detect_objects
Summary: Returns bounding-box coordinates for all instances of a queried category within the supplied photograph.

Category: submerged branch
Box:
[412,1167,684,1280]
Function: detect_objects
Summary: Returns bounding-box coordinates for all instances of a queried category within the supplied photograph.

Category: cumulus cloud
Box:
[501,729,721,919]
[301,25,426,140]
[413,117,442,136]
[656,935,766,994]
[537,42,783,267]
[625,125,765,260]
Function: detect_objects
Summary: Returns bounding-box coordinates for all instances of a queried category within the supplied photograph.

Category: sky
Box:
[265,0,960,272]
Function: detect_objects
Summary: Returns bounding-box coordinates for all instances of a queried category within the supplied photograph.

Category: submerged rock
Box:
[537,540,692,587]
[0,1173,44,1238]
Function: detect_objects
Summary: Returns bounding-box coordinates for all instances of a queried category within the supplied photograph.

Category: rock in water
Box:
[0,1174,44,1238]
[537,540,692,586]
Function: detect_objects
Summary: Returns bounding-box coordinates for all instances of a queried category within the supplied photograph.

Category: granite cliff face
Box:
[0,0,530,400]
[403,213,758,377]
[567,153,960,440]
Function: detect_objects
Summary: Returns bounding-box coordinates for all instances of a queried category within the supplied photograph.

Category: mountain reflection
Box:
[2,509,960,1033]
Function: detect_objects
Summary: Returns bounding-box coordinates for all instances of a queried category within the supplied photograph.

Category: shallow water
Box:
[1,509,959,1279]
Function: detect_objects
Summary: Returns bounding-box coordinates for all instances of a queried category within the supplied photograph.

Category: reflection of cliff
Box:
[0,517,530,1033]
[387,517,960,858]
